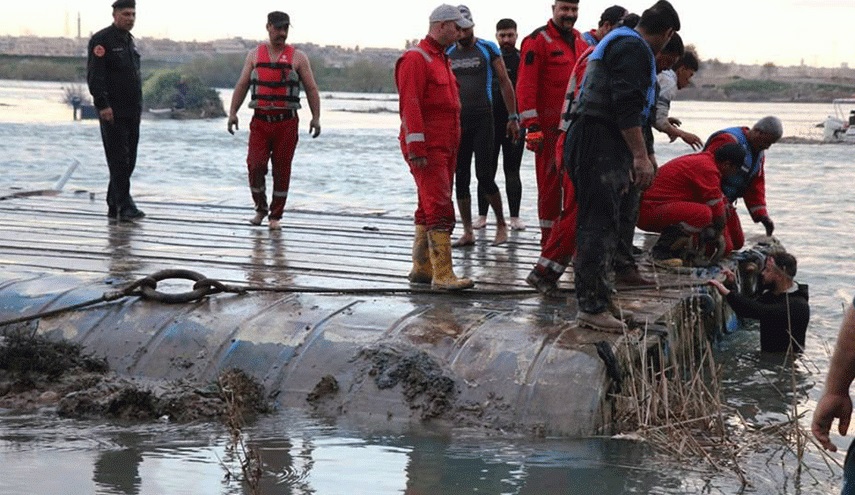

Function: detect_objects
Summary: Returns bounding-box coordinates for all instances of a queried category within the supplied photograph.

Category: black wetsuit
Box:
[725,283,810,353]
[487,45,524,218]
[87,23,143,219]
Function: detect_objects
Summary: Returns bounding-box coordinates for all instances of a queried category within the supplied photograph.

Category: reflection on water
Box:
[1,80,854,493]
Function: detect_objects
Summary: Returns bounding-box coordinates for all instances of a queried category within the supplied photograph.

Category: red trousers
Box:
[534,128,564,247]
[535,173,577,280]
[638,201,744,255]
[404,145,457,232]
[246,117,299,220]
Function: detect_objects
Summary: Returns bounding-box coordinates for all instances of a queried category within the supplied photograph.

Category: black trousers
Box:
[565,116,637,314]
[455,111,498,201]
[485,118,524,217]
[99,114,141,215]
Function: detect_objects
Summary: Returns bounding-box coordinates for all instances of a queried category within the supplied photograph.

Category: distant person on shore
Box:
[708,252,809,353]
[227,11,321,231]
[395,4,474,290]
[447,5,519,247]
[812,296,855,494]
[516,0,589,248]
[485,18,525,232]
[654,49,701,149]
[703,116,782,247]
[87,0,145,222]
[638,143,746,263]
[174,76,188,110]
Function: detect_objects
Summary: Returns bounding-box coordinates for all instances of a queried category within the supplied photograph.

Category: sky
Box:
[3,0,853,68]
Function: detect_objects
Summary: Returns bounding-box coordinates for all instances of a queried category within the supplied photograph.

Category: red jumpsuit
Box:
[396,37,461,232]
[531,46,594,283]
[637,152,741,255]
[246,44,301,221]
[516,20,588,246]
[704,129,767,251]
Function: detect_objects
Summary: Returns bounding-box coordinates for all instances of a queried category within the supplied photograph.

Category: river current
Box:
[1,80,854,494]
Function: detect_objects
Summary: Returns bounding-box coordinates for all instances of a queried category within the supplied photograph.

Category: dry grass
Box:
[611,295,839,491]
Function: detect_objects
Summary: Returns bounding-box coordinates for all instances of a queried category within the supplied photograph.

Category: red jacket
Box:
[641,151,727,221]
[704,129,768,221]
[516,20,588,130]
[395,37,461,159]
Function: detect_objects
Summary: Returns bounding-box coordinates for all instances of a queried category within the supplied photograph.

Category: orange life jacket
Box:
[249,44,301,111]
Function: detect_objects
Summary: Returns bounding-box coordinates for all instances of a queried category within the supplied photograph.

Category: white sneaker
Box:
[509,217,526,231]
[472,216,487,230]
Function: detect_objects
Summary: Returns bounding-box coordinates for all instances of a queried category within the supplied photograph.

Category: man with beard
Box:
[87,0,145,222]
[395,4,474,290]
[228,11,321,231]
[481,18,526,232]
[447,6,519,247]
[566,1,680,332]
[516,0,589,247]
[708,253,809,353]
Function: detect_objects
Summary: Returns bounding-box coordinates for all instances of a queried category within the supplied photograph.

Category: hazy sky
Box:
[4,0,852,68]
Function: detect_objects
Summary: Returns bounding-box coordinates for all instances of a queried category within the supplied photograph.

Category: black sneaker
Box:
[119,209,146,221]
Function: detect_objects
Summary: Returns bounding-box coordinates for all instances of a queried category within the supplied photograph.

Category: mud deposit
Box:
[0,333,270,422]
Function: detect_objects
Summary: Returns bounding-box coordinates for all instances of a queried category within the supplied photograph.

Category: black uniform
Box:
[87,23,143,220]
[725,284,810,353]
[565,31,656,314]
[488,46,524,218]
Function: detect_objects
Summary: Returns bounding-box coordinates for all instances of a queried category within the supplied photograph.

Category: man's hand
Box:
[680,130,703,150]
[812,392,853,452]
[758,215,775,236]
[309,118,321,138]
[667,116,682,127]
[99,107,114,124]
[631,155,655,190]
[506,120,521,142]
[707,279,730,296]
[227,115,239,135]
[525,128,543,151]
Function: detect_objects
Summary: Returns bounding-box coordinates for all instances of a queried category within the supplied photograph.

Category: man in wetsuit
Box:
[87,0,145,222]
[447,5,519,247]
[709,253,809,353]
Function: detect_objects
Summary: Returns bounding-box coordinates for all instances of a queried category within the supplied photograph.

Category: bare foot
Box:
[472,216,487,229]
[509,217,526,231]
[452,231,476,248]
[492,223,508,246]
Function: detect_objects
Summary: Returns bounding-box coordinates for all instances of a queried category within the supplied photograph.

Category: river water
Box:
[1,79,854,494]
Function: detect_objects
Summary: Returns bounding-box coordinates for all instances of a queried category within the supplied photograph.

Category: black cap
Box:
[267,11,290,28]
[111,0,135,8]
[600,5,627,26]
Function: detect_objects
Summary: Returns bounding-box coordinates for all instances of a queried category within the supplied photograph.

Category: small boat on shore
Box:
[822,98,855,143]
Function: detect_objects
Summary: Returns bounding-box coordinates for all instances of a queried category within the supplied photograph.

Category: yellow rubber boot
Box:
[408,225,433,284]
[427,229,475,290]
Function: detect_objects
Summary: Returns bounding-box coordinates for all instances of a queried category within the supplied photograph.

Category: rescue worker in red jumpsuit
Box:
[396,4,474,291]
[516,0,589,247]
[228,11,321,231]
[525,7,629,296]
[703,116,782,248]
[637,143,746,262]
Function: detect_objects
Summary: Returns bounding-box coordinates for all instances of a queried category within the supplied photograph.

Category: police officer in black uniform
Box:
[87,0,145,221]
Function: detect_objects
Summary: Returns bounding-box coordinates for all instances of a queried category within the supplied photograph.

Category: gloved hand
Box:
[758,215,775,236]
[525,127,543,151]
